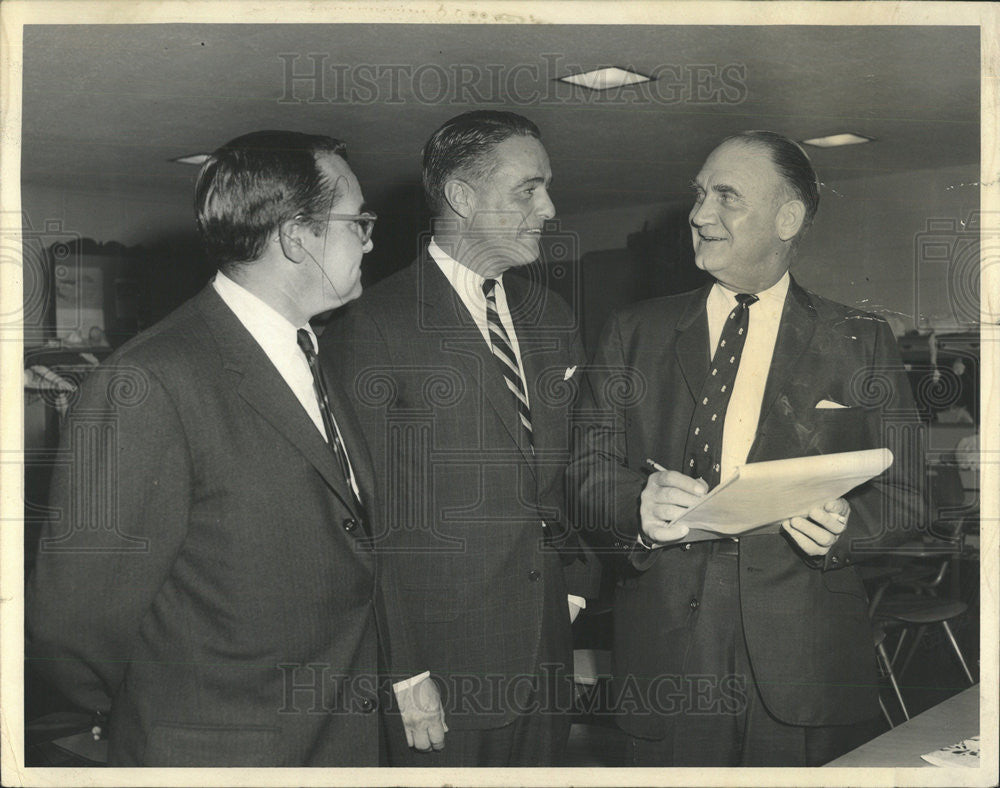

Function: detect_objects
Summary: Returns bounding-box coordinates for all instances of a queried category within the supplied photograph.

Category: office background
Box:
[16,21,984,766]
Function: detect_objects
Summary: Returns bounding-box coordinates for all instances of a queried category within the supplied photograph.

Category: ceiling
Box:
[20,24,980,216]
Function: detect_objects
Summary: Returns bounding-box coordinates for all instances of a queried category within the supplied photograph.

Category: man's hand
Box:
[394,676,448,752]
[639,469,707,545]
[781,498,850,556]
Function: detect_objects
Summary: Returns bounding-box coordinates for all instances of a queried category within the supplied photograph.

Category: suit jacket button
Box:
[359,697,376,713]
[683,543,692,551]
[689,597,699,609]
[528,569,541,582]
[343,518,358,533]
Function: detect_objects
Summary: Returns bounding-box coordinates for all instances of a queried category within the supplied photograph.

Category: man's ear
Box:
[279,218,308,263]
[443,178,475,219]
[776,199,806,242]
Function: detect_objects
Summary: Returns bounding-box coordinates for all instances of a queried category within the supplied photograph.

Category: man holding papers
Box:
[569,131,924,767]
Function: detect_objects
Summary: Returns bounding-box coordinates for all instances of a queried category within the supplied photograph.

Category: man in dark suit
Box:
[568,131,925,766]
[27,130,386,766]
[322,111,598,766]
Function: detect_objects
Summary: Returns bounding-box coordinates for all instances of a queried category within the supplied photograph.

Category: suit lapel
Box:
[755,276,818,436]
[417,257,532,464]
[674,284,714,402]
[321,366,379,518]
[194,286,364,518]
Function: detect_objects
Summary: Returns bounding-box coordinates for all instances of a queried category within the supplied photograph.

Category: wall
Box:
[557,163,981,339]
[794,163,980,334]
[20,182,194,247]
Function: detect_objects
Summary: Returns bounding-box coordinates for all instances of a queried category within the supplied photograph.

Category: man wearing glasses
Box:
[323,111,598,766]
[27,130,386,766]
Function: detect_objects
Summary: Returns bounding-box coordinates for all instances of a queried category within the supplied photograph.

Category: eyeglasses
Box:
[328,212,378,243]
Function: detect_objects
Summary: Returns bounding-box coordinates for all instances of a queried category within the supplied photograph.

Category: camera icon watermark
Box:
[1,212,82,343]
[914,211,1000,329]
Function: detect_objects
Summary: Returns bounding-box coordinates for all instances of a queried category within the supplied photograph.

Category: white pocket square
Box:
[563,366,577,381]
[815,399,849,409]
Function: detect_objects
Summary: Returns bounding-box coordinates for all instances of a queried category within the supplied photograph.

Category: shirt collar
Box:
[708,271,790,320]
[712,270,790,306]
[428,237,506,304]
[213,270,316,351]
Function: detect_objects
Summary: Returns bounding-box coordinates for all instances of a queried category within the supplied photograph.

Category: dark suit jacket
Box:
[568,277,925,738]
[322,254,599,729]
[27,285,386,766]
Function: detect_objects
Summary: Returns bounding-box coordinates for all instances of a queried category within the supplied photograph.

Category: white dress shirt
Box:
[213,271,360,498]
[706,272,790,481]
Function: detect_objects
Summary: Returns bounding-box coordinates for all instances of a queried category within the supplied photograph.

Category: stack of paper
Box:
[669,448,893,540]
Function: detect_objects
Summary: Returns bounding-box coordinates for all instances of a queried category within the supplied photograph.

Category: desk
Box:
[826,685,979,767]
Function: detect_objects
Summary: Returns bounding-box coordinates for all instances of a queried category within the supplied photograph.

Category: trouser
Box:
[628,540,878,767]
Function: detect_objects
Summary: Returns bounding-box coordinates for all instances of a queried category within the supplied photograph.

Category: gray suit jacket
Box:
[322,254,599,729]
[28,285,386,766]
[569,277,926,737]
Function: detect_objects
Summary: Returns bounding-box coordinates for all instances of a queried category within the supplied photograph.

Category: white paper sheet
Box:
[670,448,894,539]
[921,736,980,767]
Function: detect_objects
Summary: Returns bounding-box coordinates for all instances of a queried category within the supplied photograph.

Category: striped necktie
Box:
[296,328,366,517]
[482,278,534,452]
[682,292,758,489]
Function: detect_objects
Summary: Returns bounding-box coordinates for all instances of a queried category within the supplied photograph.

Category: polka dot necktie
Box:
[683,293,758,490]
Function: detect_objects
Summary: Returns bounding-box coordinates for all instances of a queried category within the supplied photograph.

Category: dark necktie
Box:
[296,328,365,513]
[683,293,759,489]
[482,278,534,452]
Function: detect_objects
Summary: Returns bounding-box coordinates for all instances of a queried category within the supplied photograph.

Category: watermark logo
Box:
[1,212,82,344]
[914,211,999,328]
[278,54,748,107]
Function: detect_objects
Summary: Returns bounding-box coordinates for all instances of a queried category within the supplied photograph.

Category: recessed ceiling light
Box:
[801,133,874,148]
[170,153,211,166]
[558,67,652,91]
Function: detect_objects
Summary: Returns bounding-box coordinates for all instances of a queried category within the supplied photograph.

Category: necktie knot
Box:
[296,328,316,360]
[736,293,759,308]
[482,278,498,301]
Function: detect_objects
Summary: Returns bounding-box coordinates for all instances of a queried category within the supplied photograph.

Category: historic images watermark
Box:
[29,364,153,554]
[2,211,82,344]
[278,54,748,106]
[276,664,749,718]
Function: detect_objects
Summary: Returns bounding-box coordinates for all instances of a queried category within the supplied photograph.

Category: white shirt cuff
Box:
[392,671,430,693]
[567,594,587,609]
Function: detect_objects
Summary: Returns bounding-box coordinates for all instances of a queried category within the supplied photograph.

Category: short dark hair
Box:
[194,130,348,270]
[422,111,541,215]
[722,130,820,233]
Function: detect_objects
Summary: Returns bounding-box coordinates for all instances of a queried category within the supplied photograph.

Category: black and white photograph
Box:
[1,2,997,785]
